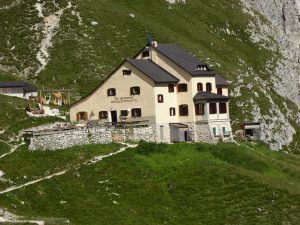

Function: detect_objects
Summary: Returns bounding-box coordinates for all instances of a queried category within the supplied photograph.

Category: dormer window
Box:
[123,70,131,75]
[142,50,150,58]
[196,65,208,71]
[107,88,116,96]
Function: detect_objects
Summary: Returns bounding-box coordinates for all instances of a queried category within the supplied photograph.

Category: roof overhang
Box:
[193,92,229,104]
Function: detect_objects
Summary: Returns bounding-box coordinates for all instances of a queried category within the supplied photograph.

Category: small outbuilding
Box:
[240,122,261,141]
[0,81,38,100]
[170,123,189,143]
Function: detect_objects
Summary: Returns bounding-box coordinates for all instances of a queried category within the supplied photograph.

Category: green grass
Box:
[0,95,63,141]
[0,143,121,190]
[0,142,299,225]
[0,142,10,155]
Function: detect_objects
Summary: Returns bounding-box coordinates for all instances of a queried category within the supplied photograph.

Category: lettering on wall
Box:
[111,96,137,104]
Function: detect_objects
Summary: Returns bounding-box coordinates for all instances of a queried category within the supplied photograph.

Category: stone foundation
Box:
[28,126,155,151]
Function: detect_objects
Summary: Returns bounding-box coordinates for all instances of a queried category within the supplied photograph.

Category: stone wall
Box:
[28,126,155,151]
[195,122,216,144]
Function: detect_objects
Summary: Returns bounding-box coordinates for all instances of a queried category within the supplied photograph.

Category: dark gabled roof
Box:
[193,92,229,102]
[127,59,179,83]
[155,44,215,76]
[0,81,38,92]
[215,74,228,87]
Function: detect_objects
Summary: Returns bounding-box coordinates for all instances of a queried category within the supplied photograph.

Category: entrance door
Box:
[111,111,117,124]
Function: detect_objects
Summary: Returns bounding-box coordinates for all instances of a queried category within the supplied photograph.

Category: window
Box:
[170,107,176,116]
[168,84,175,93]
[99,111,108,119]
[209,103,217,114]
[130,86,140,95]
[107,88,116,96]
[131,108,141,117]
[219,103,227,114]
[206,82,212,92]
[76,112,88,121]
[197,65,208,71]
[197,82,203,92]
[142,50,150,58]
[179,104,189,116]
[121,110,128,116]
[213,127,217,137]
[123,70,131,75]
[157,94,164,103]
[195,103,205,115]
[217,88,223,95]
[178,83,188,92]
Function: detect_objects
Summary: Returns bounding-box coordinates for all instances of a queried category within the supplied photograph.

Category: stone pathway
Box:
[0,143,137,195]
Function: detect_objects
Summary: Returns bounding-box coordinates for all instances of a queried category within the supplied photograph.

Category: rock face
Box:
[237,0,300,149]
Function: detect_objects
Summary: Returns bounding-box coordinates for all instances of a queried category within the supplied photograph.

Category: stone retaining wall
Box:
[28,126,155,151]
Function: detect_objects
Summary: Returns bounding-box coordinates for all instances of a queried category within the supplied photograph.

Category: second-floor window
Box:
[217,88,223,95]
[130,86,140,95]
[206,83,212,92]
[131,108,142,117]
[99,111,108,119]
[209,103,217,114]
[179,104,189,116]
[107,88,116,96]
[195,103,205,115]
[178,83,188,92]
[197,82,203,92]
[219,103,227,114]
[157,94,164,103]
[170,107,176,116]
[168,84,175,93]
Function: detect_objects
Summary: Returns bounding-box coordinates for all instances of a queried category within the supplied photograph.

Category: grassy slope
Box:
[0,142,299,225]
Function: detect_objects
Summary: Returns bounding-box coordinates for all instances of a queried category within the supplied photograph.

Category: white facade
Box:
[70,42,232,143]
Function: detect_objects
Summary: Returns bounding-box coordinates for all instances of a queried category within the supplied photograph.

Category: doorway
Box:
[111,111,117,124]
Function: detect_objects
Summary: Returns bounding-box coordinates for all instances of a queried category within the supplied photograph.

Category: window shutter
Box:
[76,113,80,121]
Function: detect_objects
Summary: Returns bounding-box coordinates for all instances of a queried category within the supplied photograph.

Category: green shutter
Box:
[222,127,226,135]
[213,127,217,136]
